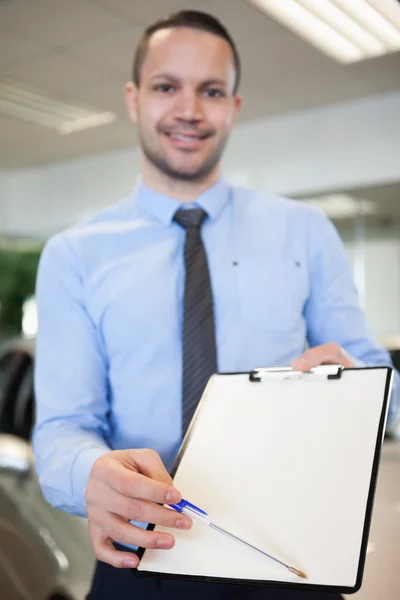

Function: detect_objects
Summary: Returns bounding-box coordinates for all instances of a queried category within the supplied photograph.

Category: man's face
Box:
[126,27,242,182]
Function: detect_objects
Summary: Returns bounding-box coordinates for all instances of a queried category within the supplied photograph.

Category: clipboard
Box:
[135,365,393,594]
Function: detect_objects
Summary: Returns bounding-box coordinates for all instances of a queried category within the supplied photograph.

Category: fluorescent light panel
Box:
[58,112,116,135]
[0,78,116,134]
[334,0,400,49]
[247,0,400,63]
[302,194,377,219]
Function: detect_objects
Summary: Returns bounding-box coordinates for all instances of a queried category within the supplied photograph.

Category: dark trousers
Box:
[86,559,344,600]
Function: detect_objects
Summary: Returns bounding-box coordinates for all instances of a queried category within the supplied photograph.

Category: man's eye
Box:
[155,84,174,93]
[203,89,224,98]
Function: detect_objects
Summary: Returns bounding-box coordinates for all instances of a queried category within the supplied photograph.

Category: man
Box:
[33,10,398,600]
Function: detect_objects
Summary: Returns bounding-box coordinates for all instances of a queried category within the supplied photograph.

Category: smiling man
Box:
[126,16,242,195]
[33,10,399,600]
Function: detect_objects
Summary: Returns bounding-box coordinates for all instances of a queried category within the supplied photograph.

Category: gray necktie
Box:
[174,208,218,436]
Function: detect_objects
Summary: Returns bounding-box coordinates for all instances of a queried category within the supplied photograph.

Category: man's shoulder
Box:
[41,194,136,268]
[50,194,133,244]
[70,195,133,234]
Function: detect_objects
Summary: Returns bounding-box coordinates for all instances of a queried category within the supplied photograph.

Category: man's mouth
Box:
[169,133,205,141]
[162,129,212,150]
[163,130,212,140]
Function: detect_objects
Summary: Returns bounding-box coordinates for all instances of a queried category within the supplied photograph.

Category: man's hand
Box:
[292,342,354,372]
[85,449,192,569]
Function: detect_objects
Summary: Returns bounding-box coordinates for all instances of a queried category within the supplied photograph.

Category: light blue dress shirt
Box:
[33,177,399,517]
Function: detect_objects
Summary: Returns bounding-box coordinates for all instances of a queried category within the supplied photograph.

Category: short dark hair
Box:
[132,10,241,93]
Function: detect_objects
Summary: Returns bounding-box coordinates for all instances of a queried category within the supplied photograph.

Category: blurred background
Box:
[0,1,399,599]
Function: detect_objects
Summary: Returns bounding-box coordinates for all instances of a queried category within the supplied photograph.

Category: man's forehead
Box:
[148,26,232,53]
[141,27,235,85]
[145,28,232,67]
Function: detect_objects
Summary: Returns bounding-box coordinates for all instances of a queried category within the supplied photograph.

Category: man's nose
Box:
[174,90,203,122]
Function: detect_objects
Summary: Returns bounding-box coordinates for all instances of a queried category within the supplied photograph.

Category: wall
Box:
[224,90,400,197]
[338,224,400,340]
[3,147,141,237]
[0,170,11,229]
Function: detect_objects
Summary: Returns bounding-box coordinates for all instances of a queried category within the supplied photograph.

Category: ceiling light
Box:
[0,78,116,134]
[58,111,116,135]
[301,194,377,219]
[334,0,400,49]
[299,0,386,55]
[247,0,400,63]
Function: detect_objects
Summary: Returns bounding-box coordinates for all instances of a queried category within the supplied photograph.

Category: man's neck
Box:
[140,159,221,202]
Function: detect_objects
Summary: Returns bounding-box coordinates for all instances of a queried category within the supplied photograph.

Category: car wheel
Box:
[0,352,34,440]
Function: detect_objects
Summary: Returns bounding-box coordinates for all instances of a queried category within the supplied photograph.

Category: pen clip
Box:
[169,498,208,516]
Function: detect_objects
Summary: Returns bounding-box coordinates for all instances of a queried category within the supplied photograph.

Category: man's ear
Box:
[125,82,139,124]
[233,94,242,121]
[229,94,242,128]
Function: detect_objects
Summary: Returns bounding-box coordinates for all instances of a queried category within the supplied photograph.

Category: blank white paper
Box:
[138,368,390,589]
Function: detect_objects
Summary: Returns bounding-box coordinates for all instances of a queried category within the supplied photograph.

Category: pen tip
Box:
[298,570,308,580]
[290,567,308,579]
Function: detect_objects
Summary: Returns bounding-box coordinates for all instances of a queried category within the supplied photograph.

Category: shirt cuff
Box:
[71,445,110,517]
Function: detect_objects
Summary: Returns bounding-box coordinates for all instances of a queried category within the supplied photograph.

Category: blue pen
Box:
[169,499,307,579]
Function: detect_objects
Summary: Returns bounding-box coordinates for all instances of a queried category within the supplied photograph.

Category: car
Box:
[0,339,95,600]
[0,338,36,441]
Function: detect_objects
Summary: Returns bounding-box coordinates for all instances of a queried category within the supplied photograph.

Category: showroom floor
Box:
[344,439,400,600]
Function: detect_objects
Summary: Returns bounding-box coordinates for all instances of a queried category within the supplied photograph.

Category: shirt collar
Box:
[134,177,231,226]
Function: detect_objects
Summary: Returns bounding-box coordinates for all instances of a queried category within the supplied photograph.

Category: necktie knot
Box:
[174,208,207,230]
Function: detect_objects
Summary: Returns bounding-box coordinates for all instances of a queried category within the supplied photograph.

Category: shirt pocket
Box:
[236,257,308,335]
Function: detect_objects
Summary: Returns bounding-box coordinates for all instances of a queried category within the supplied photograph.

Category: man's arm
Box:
[299,209,399,427]
[33,234,110,516]
[33,234,191,568]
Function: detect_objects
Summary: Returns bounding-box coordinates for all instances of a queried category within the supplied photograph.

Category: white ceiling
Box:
[1,0,400,168]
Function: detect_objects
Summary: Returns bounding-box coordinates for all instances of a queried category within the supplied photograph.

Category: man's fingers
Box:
[86,450,186,570]
[89,523,140,569]
[107,464,181,504]
[292,343,354,372]
[95,484,192,529]
[92,512,176,550]
[128,448,173,484]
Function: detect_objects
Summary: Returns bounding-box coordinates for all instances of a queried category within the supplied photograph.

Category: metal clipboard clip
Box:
[249,364,343,382]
